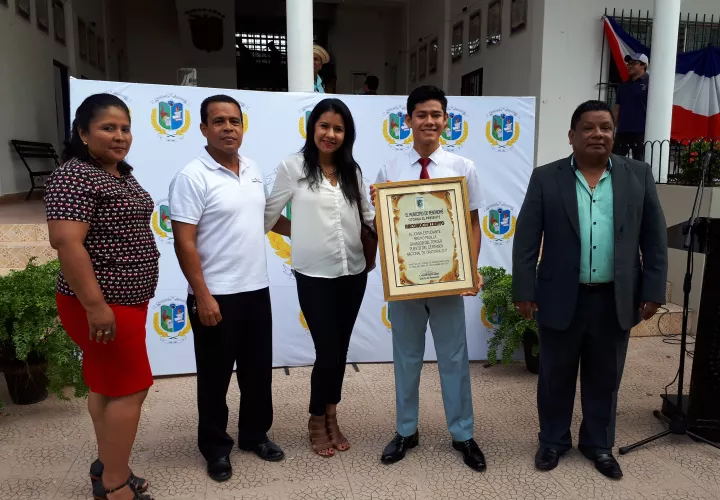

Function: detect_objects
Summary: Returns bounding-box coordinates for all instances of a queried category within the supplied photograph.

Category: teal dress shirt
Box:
[314,75,325,93]
[572,156,614,283]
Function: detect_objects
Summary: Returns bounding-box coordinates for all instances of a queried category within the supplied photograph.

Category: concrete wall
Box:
[655,185,720,332]
[447,0,543,98]
[407,0,447,90]
[329,5,395,94]
[0,0,110,197]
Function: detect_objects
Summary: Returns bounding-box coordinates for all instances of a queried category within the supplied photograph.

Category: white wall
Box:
[535,0,720,167]
[407,0,447,90]
[329,5,388,94]
[447,0,543,98]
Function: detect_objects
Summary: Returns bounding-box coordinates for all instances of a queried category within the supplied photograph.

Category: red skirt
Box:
[56,293,153,397]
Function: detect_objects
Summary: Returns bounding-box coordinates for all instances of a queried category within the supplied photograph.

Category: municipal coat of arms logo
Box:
[440,107,470,152]
[151,199,173,244]
[298,103,320,140]
[151,95,192,141]
[299,310,310,333]
[382,106,413,150]
[485,108,520,151]
[266,169,294,279]
[481,304,502,329]
[482,202,517,246]
[152,297,192,344]
[381,304,392,333]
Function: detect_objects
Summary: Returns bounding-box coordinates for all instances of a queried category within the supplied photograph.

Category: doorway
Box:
[461,68,483,96]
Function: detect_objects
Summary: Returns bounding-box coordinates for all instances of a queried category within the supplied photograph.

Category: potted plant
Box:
[669,138,720,186]
[479,266,539,374]
[0,259,87,405]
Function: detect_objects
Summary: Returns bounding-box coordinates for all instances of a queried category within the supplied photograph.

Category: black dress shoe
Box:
[207,456,232,482]
[381,430,419,464]
[239,440,285,462]
[591,453,623,479]
[535,447,561,471]
[452,439,487,472]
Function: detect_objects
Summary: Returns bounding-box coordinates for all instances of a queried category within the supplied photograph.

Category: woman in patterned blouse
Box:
[45,94,159,500]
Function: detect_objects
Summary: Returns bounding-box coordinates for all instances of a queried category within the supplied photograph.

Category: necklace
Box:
[320,164,337,179]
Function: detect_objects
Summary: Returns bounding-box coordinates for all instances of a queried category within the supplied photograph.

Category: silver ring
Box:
[103,330,111,336]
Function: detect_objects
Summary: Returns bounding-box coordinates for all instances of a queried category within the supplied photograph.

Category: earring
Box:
[83,141,88,146]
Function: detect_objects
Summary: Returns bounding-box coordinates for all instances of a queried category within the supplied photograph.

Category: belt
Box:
[580,282,614,290]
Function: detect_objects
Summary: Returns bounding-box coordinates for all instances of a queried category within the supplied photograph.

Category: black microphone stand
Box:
[619,150,720,454]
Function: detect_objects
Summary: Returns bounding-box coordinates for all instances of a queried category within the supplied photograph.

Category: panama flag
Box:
[603,16,720,140]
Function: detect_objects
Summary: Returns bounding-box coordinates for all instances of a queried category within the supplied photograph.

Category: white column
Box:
[644,0,681,182]
[286,0,314,93]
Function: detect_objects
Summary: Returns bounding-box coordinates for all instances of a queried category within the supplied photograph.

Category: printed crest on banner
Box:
[151,199,173,244]
[485,108,521,151]
[299,310,310,335]
[152,297,192,344]
[102,90,133,118]
[482,202,517,245]
[382,106,413,150]
[439,107,470,152]
[381,304,392,333]
[151,94,192,141]
[481,304,502,329]
[297,104,317,140]
[266,168,294,279]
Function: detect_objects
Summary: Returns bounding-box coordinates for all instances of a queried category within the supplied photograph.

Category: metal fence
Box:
[598,9,720,105]
[629,137,720,186]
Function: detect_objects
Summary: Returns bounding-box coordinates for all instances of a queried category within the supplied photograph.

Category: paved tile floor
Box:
[1,337,719,499]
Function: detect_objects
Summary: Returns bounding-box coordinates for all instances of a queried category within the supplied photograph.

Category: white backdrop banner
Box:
[70,79,535,376]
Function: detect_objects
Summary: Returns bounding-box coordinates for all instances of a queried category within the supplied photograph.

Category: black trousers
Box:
[295,271,367,416]
[613,132,645,161]
[537,284,630,455]
[189,288,273,462]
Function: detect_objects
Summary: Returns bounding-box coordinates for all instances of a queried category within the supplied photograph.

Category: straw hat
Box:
[313,44,330,65]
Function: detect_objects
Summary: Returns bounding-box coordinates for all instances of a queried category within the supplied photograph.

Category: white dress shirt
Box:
[376,146,485,211]
[169,148,269,295]
[264,153,375,279]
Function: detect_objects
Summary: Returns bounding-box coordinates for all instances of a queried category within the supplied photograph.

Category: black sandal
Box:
[92,475,154,500]
[90,459,149,494]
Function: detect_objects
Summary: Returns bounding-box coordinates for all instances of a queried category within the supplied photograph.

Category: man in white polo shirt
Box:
[371,85,486,472]
[169,95,289,482]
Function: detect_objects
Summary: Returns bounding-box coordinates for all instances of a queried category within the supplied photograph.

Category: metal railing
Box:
[623,137,720,185]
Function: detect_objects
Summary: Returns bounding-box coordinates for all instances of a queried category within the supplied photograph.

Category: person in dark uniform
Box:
[613,53,650,160]
[513,100,667,479]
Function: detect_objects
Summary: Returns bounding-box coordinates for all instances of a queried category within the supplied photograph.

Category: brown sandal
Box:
[326,412,350,451]
[308,416,335,457]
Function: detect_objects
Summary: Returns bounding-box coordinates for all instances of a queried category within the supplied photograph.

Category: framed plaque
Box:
[375,177,477,301]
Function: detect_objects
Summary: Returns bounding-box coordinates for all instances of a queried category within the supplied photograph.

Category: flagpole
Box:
[644,0,681,183]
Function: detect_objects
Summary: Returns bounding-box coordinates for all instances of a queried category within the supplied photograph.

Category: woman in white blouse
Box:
[265,98,374,458]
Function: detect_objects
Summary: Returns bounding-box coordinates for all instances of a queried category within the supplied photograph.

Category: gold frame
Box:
[375,177,477,301]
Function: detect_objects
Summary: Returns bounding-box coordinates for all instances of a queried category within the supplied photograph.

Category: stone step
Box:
[0,223,48,243]
[0,241,56,269]
[630,302,687,337]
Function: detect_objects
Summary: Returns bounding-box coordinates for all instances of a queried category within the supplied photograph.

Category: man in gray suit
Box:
[512,100,667,479]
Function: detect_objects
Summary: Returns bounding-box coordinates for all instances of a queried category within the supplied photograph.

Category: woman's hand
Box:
[87,303,116,344]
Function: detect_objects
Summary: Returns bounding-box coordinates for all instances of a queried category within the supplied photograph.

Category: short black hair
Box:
[407,85,448,116]
[570,100,614,130]
[365,75,379,91]
[200,94,242,125]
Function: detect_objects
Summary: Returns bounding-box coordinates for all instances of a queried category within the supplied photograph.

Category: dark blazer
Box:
[512,154,668,331]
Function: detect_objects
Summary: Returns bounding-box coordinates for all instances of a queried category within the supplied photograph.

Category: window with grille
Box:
[469,11,481,56]
[236,32,287,64]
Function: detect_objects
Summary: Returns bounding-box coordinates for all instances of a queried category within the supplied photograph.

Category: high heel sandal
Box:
[308,416,335,457]
[326,412,351,451]
[89,459,149,494]
[92,475,154,500]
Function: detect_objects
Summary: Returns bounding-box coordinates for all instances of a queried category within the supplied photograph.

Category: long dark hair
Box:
[301,98,362,206]
[62,93,133,175]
